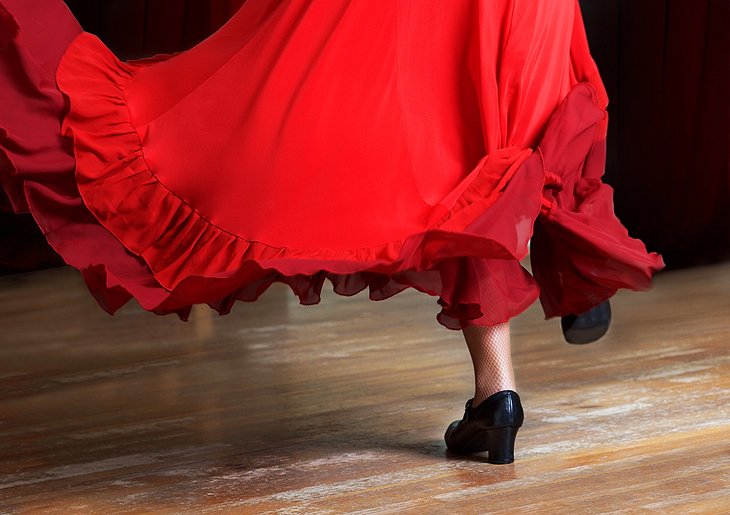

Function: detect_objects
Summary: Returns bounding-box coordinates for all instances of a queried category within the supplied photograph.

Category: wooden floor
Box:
[0,258,728,514]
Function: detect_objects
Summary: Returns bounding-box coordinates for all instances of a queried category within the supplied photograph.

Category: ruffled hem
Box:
[1,6,665,330]
[55,31,549,329]
[527,80,666,317]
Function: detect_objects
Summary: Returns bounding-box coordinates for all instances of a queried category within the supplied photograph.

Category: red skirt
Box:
[0,0,664,329]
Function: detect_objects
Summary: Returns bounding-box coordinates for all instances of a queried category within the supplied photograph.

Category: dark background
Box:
[580,0,729,269]
[2,0,728,274]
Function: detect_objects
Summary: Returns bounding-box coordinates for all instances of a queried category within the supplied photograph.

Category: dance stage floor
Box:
[0,258,728,513]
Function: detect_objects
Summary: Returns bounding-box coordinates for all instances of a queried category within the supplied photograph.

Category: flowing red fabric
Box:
[0,0,664,329]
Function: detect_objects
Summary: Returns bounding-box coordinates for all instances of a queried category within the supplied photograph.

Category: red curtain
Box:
[63,0,246,58]
[581,0,729,269]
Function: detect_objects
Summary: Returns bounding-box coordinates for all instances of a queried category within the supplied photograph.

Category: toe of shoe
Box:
[444,420,461,447]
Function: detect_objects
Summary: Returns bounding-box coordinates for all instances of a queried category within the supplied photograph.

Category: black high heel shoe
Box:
[561,299,611,344]
[444,390,524,464]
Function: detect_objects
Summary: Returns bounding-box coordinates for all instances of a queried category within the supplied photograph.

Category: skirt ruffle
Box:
[0,0,665,329]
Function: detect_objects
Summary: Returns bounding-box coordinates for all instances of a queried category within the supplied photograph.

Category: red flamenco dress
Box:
[0,0,664,329]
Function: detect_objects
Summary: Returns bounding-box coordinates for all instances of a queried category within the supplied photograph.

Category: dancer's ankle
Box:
[473,384,516,407]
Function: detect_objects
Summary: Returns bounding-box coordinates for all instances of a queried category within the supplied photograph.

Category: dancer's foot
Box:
[444,390,523,464]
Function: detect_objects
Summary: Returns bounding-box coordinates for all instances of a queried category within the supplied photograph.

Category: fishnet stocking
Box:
[462,322,516,407]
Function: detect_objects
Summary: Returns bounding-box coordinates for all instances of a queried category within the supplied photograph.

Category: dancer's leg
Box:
[445,321,521,461]
[462,322,516,406]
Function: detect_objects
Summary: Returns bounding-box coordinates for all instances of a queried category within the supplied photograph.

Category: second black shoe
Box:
[561,299,611,344]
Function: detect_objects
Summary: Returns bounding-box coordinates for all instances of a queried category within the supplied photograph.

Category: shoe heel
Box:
[484,426,519,464]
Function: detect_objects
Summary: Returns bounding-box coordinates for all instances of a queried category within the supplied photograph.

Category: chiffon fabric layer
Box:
[0,0,664,329]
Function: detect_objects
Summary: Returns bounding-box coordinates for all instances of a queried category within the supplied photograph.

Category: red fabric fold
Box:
[56,31,544,327]
[529,84,665,317]
[0,0,665,330]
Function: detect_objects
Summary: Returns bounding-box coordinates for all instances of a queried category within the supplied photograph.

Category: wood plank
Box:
[0,259,728,513]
